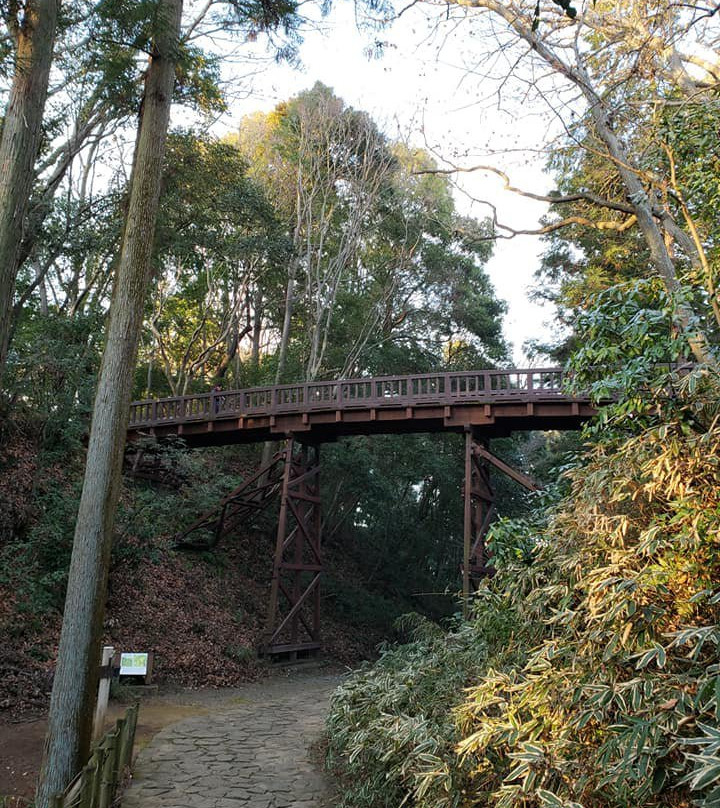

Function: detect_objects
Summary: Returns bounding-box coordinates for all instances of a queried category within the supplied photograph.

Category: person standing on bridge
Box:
[212,384,225,414]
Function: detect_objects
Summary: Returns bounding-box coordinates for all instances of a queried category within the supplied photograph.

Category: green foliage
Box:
[551,0,577,19]
[114,443,251,563]
[85,0,172,111]
[7,312,102,454]
[326,614,479,808]
[318,429,544,631]
[323,574,409,630]
[237,87,507,381]
[156,132,286,271]
[533,0,578,31]
[326,293,720,808]
[659,94,720,302]
[0,458,84,612]
[174,46,226,113]
[85,0,299,113]
[567,278,687,403]
[567,279,720,445]
[326,576,545,807]
[138,130,291,395]
[322,434,468,617]
[221,643,256,664]
[531,83,720,362]
[0,437,253,618]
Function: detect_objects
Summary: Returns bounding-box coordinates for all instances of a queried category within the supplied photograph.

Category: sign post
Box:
[92,645,115,742]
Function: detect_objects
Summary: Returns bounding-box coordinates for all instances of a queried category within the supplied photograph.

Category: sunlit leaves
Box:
[235,86,506,380]
[144,131,290,394]
[327,361,720,807]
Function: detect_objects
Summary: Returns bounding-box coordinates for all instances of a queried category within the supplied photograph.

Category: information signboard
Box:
[119,652,149,676]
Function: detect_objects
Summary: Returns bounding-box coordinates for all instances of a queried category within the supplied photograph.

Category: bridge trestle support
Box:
[173,451,285,550]
[462,431,496,614]
[462,429,541,615]
[261,438,322,659]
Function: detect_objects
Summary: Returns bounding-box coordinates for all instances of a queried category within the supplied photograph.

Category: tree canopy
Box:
[1,2,719,808]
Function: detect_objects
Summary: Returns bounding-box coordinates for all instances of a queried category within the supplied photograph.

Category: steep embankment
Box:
[106,535,382,689]
[0,435,385,720]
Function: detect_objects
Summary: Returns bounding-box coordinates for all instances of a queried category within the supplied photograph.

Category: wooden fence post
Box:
[98,733,116,808]
[125,703,139,769]
[89,748,102,807]
[80,758,95,808]
[52,704,139,808]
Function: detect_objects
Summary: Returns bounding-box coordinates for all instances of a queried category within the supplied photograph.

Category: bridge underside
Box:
[127,369,600,658]
[127,399,596,447]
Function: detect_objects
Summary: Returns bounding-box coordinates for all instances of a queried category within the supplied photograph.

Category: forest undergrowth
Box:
[0,435,392,718]
[327,355,720,808]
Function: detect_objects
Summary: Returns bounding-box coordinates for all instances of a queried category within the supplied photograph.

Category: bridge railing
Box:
[128,368,569,429]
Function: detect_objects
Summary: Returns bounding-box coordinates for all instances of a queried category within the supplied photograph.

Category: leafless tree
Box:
[411,0,720,362]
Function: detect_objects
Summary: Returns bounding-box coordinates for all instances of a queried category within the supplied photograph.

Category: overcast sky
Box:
[191,1,568,364]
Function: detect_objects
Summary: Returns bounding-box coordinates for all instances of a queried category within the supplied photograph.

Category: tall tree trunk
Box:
[35,1,183,804]
[251,288,263,368]
[261,258,298,469]
[585,101,714,364]
[274,259,297,386]
[0,0,59,388]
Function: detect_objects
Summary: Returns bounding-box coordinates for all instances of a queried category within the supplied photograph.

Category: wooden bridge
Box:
[127,367,597,660]
[127,367,596,445]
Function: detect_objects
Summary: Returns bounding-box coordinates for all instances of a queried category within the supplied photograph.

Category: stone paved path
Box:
[123,671,343,808]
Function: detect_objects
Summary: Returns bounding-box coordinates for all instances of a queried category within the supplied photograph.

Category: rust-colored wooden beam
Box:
[261,441,322,658]
[472,445,541,492]
[129,367,582,434]
[463,430,472,617]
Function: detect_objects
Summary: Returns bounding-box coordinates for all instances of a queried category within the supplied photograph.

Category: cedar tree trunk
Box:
[35,0,183,804]
[0,0,60,386]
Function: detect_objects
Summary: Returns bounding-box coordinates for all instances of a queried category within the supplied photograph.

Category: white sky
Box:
[189,2,568,364]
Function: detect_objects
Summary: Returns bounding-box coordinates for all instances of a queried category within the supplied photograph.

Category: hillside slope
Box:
[0,437,392,720]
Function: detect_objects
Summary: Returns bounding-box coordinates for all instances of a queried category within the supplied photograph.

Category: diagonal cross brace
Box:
[462,435,542,613]
[472,445,541,492]
[174,451,285,550]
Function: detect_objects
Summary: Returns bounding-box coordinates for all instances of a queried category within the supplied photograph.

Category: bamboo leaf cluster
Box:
[326,361,720,808]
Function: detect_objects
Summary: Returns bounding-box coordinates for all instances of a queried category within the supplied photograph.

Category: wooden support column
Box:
[265,438,294,647]
[462,431,497,608]
[262,438,322,658]
[463,430,472,617]
[462,435,541,602]
[468,441,496,582]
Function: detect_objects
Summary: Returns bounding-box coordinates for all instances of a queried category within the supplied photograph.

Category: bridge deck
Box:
[127,367,597,446]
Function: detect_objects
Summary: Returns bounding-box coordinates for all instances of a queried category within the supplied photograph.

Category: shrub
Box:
[326,364,720,808]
